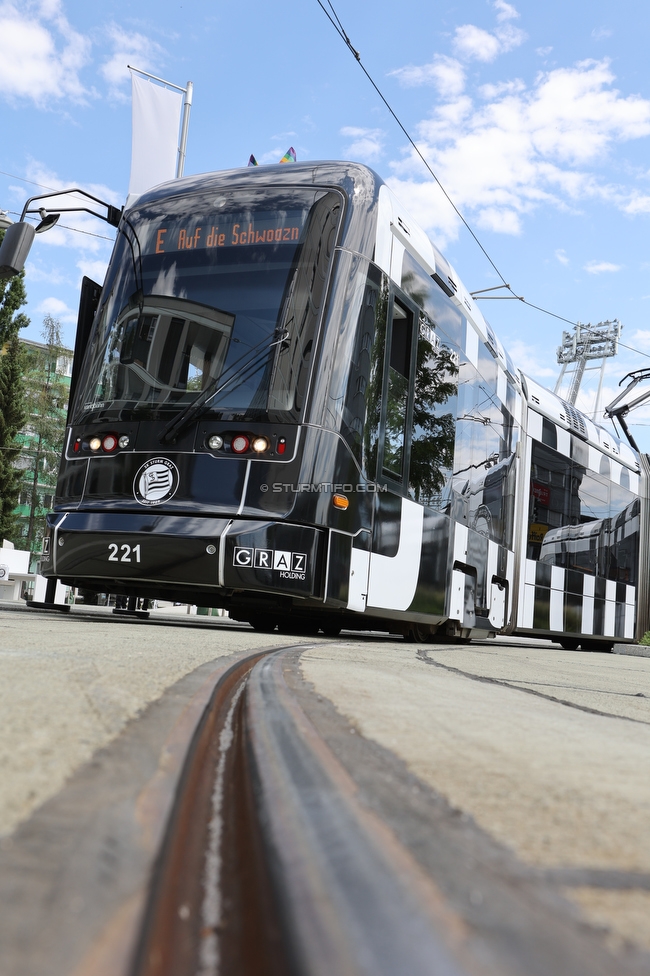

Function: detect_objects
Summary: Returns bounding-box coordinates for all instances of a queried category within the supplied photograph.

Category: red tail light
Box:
[231,434,250,454]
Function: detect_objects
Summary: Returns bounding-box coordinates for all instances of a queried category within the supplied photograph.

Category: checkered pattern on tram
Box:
[519,559,635,640]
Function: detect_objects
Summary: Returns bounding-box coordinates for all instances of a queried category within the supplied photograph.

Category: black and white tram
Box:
[38,161,644,646]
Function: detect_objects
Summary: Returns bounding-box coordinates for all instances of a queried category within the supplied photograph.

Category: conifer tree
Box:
[0,230,30,346]
[0,334,26,541]
[0,227,30,543]
[19,315,68,551]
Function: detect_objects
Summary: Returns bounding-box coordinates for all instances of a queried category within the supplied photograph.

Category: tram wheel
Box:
[320,624,342,637]
[559,638,580,650]
[248,616,278,633]
[278,619,319,636]
[405,624,432,643]
[581,640,613,653]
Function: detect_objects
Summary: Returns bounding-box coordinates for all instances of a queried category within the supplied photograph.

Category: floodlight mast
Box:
[555,319,622,416]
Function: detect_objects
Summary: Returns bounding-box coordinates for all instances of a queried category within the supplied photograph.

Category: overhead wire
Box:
[315,0,638,342]
[4,210,115,242]
[316,1,650,438]
[0,170,116,242]
[316,0,511,292]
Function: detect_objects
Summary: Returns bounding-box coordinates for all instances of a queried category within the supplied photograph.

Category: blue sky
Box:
[4,0,650,447]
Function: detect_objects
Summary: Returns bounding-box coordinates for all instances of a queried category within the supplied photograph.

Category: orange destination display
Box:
[152,211,305,254]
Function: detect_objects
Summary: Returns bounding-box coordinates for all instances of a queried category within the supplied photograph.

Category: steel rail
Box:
[129,640,648,976]
[129,647,292,976]
[70,637,643,976]
[128,643,471,976]
[244,649,469,976]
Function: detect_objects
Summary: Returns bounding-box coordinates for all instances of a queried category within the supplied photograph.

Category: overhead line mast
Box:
[554,319,622,417]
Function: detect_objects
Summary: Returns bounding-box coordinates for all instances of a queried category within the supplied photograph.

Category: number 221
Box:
[108,543,141,562]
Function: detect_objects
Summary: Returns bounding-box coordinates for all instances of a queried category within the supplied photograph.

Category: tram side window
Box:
[381,301,413,480]
[532,439,638,583]
[268,192,342,417]
[401,250,464,349]
[341,267,387,473]
[452,361,517,547]
[408,318,459,508]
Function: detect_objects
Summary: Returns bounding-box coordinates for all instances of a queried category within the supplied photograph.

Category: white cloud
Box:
[25,264,69,284]
[453,25,500,62]
[555,249,570,265]
[99,25,166,98]
[35,296,76,322]
[18,162,120,260]
[493,0,519,22]
[591,27,612,40]
[628,329,650,351]
[584,260,621,274]
[389,56,465,98]
[623,194,650,215]
[506,339,556,378]
[77,258,109,284]
[341,126,385,162]
[0,0,90,105]
[453,22,526,63]
[387,58,650,242]
[383,178,463,247]
[479,79,525,99]
[475,206,522,234]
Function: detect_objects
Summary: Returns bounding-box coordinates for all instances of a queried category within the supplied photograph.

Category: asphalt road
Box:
[300,636,650,956]
[0,603,301,836]
[1,604,648,968]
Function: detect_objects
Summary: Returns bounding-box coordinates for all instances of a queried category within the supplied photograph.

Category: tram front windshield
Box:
[72,186,341,425]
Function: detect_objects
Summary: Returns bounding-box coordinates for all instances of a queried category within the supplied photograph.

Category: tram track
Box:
[125,640,650,976]
[2,616,649,976]
[131,645,466,976]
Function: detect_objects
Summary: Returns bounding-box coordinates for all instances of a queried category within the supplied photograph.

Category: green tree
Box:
[18,315,68,551]
[0,334,26,541]
[0,231,30,347]
[409,339,458,502]
[0,227,30,543]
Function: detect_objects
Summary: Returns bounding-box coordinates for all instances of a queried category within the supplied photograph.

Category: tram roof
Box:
[124,162,637,471]
[521,372,638,469]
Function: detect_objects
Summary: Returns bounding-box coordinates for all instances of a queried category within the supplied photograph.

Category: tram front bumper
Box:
[43,512,324,598]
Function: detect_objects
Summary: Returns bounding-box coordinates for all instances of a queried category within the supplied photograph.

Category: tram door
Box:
[377,291,418,490]
[366,290,423,612]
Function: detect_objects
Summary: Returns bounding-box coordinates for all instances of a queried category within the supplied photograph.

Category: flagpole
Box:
[127,66,193,179]
[176,82,193,178]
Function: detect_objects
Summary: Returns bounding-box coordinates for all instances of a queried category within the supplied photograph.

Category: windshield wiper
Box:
[158,327,289,444]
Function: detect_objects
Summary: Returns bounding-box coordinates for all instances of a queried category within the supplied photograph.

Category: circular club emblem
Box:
[133,458,180,506]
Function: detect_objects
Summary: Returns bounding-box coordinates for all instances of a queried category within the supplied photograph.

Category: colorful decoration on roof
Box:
[279,147,297,163]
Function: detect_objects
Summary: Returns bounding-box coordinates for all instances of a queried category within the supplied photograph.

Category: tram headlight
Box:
[251,436,269,453]
[208,434,224,450]
[89,436,102,452]
[118,435,130,449]
[231,434,250,454]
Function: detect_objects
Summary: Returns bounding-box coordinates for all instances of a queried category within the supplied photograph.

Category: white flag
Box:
[128,72,183,200]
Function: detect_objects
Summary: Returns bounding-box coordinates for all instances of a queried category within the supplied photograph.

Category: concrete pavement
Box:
[0,604,300,836]
[2,604,648,964]
[300,637,650,954]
